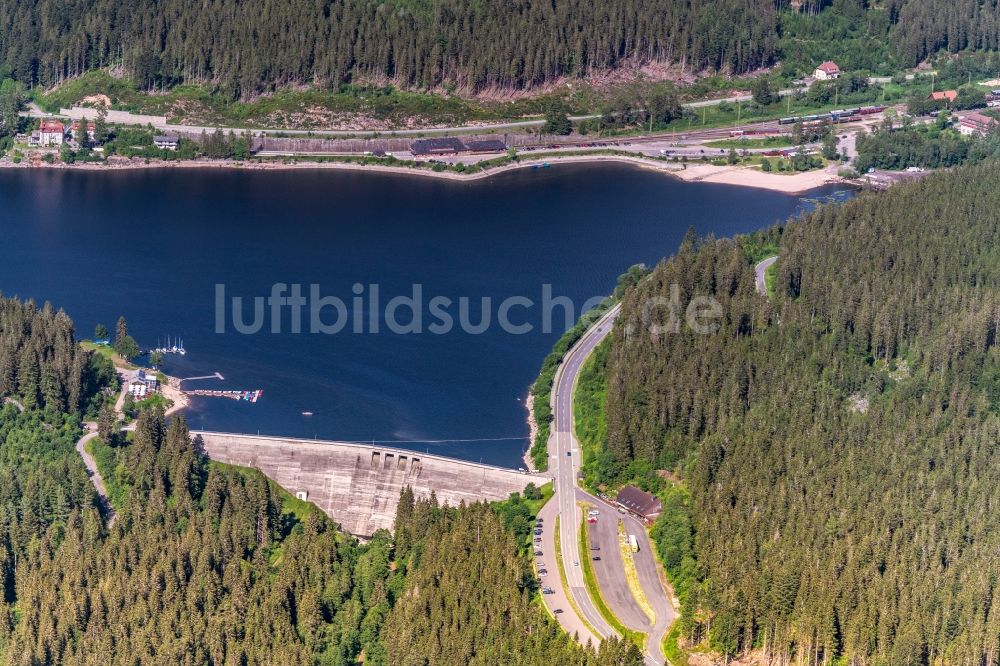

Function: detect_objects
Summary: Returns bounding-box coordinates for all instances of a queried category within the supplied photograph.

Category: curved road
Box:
[542,304,675,665]
[548,305,622,644]
[755,256,778,297]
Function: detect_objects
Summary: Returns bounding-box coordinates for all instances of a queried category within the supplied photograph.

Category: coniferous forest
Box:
[600,163,1000,663]
[0,0,782,96]
[0,295,642,664]
[3,0,1000,98]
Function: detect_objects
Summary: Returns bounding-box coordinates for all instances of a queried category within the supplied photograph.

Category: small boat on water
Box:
[154,335,187,355]
[302,411,313,416]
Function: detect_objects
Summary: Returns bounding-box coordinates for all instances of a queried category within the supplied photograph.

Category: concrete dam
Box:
[193,431,549,537]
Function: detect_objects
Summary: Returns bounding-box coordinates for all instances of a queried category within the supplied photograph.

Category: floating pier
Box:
[179,372,225,383]
[184,389,263,403]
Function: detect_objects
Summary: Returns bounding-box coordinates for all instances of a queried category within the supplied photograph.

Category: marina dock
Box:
[184,389,263,403]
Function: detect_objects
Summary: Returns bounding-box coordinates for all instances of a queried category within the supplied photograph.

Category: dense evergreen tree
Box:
[600,163,1000,663]
[0,294,640,664]
[0,0,782,97]
[0,295,100,414]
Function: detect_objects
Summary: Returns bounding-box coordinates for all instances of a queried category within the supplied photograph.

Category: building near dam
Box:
[194,431,547,537]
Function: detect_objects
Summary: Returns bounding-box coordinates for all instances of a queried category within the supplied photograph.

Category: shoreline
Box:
[0,153,849,195]
[523,391,539,472]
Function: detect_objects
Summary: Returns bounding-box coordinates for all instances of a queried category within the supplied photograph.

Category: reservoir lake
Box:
[0,164,851,467]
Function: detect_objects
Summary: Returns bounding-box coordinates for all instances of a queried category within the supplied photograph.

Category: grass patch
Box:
[574,340,608,456]
[576,339,620,493]
[37,70,139,113]
[764,259,779,298]
[135,392,172,413]
[88,436,130,511]
[703,135,795,149]
[617,519,656,625]
[528,298,617,470]
[552,515,599,637]
[213,460,320,524]
[663,622,691,666]
[37,71,553,127]
[80,340,134,369]
[579,509,646,650]
[524,482,554,516]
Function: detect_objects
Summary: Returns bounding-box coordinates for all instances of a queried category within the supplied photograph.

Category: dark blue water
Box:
[0,164,850,466]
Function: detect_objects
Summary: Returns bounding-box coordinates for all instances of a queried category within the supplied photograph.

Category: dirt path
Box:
[76,427,116,527]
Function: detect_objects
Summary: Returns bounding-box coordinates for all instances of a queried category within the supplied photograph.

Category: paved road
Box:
[581,495,653,632]
[76,426,116,526]
[540,304,675,665]
[537,493,600,645]
[582,488,676,661]
[755,256,778,297]
[546,306,675,666]
[543,306,621,645]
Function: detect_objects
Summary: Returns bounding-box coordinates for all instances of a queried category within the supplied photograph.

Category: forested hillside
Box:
[1,405,642,663]
[386,490,643,665]
[0,296,113,415]
[601,164,1000,663]
[0,294,640,664]
[0,0,780,97]
[3,0,998,99]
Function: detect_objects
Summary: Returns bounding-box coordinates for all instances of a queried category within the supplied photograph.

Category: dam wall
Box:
[192,431,549,537]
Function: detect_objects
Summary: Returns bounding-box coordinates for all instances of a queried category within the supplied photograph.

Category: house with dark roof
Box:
[464,139,508,154]
[410,137,467,156]
[154,135,180,151]
[615,486,663,523]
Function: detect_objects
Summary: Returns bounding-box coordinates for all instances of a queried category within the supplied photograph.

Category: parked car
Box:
[592,556,601,561]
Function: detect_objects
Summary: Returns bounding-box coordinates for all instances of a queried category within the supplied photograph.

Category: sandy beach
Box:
[1,153,849,194]
[162,378,191,418]
[672,162,844,194]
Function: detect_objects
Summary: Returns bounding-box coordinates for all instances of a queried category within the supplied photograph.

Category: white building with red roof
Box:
[958,112,998,136]
[32,120,66,147]
[814,61,841,80]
